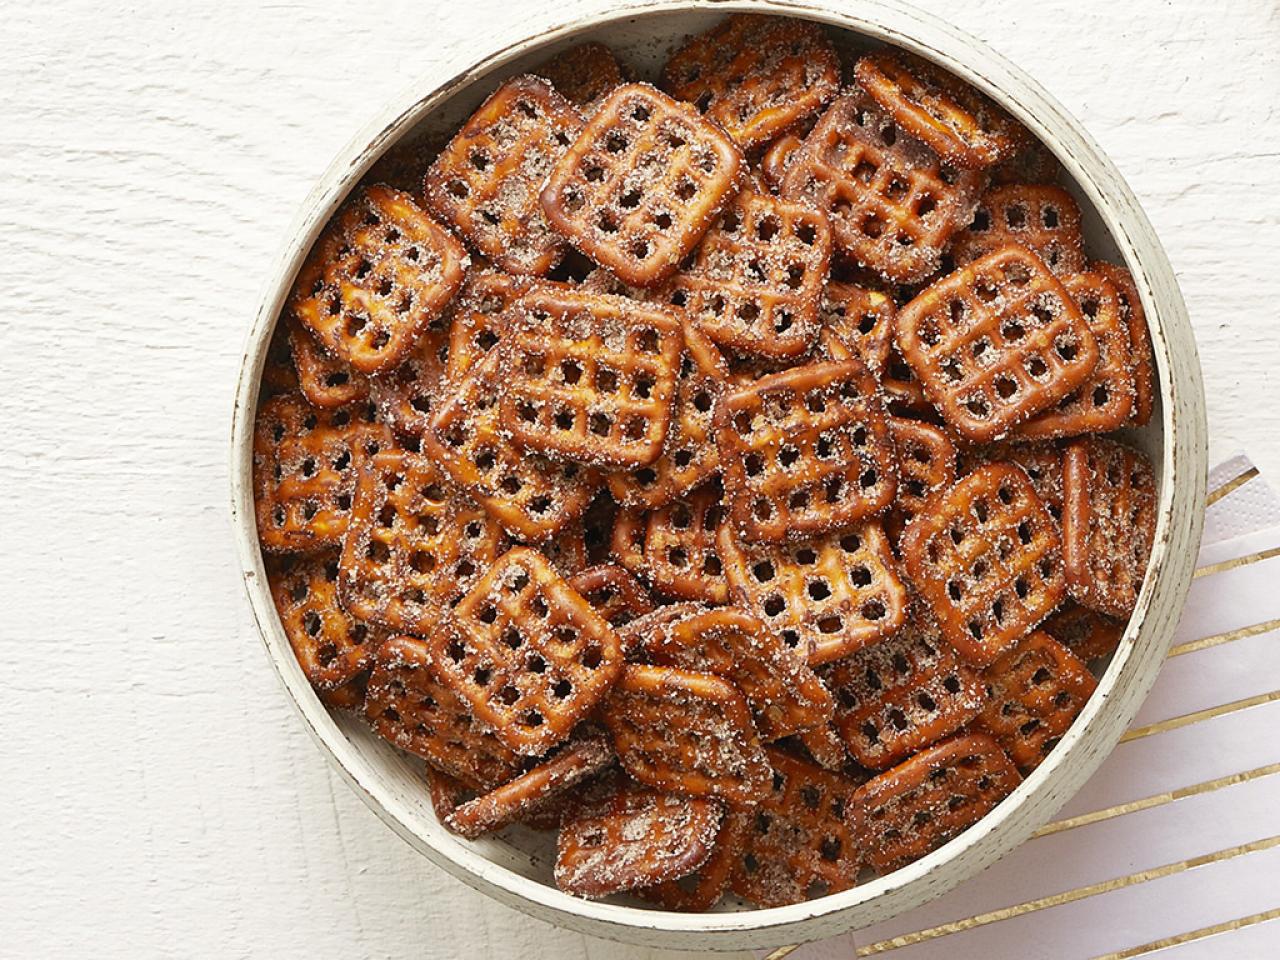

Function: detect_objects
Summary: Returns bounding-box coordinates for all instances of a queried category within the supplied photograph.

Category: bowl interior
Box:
[236,2,1191,949]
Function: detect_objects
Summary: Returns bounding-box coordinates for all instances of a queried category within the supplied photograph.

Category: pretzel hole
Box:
[673,449,693,468]
[763,594,785,617]
[861,214,885,239]
[1056,338,1079,362]
[336,494,351,511]
[975,281,998,303]
[948,580,963,601]
[622,416,646,440]
[807,579,830,601]
[675,178,696,201]
[1005,204,1027,229]
[521,710,544,728]
[965,397,990,419]
[598,211,619,234]
[345,315,368,339]
[862,722,880,744]
[752,561,775,583]
[840,533,862,554]
[666,547,689,569]
[555,409,577,431]
[745,453,764,477]
[529,495,552,515]
[862,599,886,620]
[943,675,962,695]
[582,645,603,669]
[1092,384,1111,407]
[563,189,585,212]
[1027,356,1048,378]
[703,554,722,576]
[816,434,835,459]
[860,469,878,489]
[789,490,810,510]
[825,476,845,503]
[995,375,1018,399]
[559,359,583,385]
[652,211,673,230]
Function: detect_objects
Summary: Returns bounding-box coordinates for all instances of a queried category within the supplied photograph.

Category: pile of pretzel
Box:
[254,15,1157,909]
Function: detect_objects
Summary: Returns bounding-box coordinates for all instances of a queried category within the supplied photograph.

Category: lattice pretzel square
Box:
[1043,601,1124,664]
[253,393,393,553]
[422,350,601,542]
[338,448,504,634]
[540,83,745,288]
[719,521,909,666]
[666,186,832,360]
[637,604,835,742]
[567,564,654,629]
[498,286,684,468]
[888,416,958,536]
[444,271,544,379]
[1018,270,1135,438]
[849,732,1021,874]
[780,89,986,284]
[953,184,1086,277]
[976,631,1097,771]
[640,482,730,604]
[823,613,987,770]
[639,807,747,911]
[268,551,386,693]
[853,51,1025,169]
[820,281,896,375]
[601,664,772,803]
[288,320,369,409]
[1062,436,1157,617]
[716,360,899,543]
[606,322,729,510]
[427,547,624,755]
[366,321,452,438]
[729,747,864,906]
[365,635,521,789]
[902,462,1065,666]
[661,14,840,150]
[424,76,583,276]
[895,245,1100,442]
[291,184,467,374]
[959,439,1065,522]
[1091,260,1155,427]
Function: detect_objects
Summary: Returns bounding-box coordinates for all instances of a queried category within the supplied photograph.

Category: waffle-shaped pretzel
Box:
[796,723,852,771]
[960,439,1065,523]
[824,615,986,769]
[268,552,385,692]
[261,322,299,397]
[601,664,772,802]
[637,604,835,741]
[567,564,654,629]
[850,733,1021,874]
[427,547,625,755]
[444,271,543,379]
[289,321,369,409]
[719,521,908,665]
[902,463,1065,666]
[445,733,615,839]
[555,783,723,899]
[716,360,899,543]
[541,522,590,578]
[1043,601,1124,663]
[640,807,748,911]
[291,185,467,374]
[821,282,896,375]
[366,321,452,437]
[499,286,684,468]
[253,394,392,553]
[606,323,729,510]
[977,631,1097,771]
[853,52,1024,169]
[424,76,583,276]
[889,417,958,534]
[895,245,1099,442]
[761,132,805,191]
[338,448,504,634]
[953,185,1086,277]
[1092,261,1155,427]
[365,636,521,788]
[640,483,730,603]
[1062,437,1156,617]
[661,14,840,150]
[780,89,986,284]
[540,83,745,288]
[422,351,601,542]
[667,184,832,360]
[1019,271,1134,438]
[535,42,626,109]
[730,747,864,906]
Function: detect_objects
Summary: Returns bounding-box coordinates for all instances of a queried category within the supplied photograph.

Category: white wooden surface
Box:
[1,1,1277,957]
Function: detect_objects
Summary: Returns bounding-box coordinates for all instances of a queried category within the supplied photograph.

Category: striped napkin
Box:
[765,448,1280,960]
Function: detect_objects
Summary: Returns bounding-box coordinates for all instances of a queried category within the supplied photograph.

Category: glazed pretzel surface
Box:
[719,521,908,665]
[1043,601,1124,663]
[639,807,747,911]
[953,184,1086,277]
[291,185,467,374]
[424,76,583,276]
[854,51,1024,169]
[729,747,864,907]
[781,89,986,284]
[606,322,729,510]
[422,351,601,542]
[960,439,1065,521]
[253,394,392,553]
[634,603,835,741]
[824,614,986,769]
[820,281,896,375]
[338,448,504,634]
[888,417,958,536]
[567,564,654,629]
[716,360,899,543]
[1091,260,1155,427]
[1062,437,1157,617]
[540,83,744,288]
[365,635,521,789]
[895,245,1099,441]
[977,631,1097,771]
[444,271,545,379]
[902,462,1065,666]
[427,547,625,755]
[289,321,369,409]
[668,186,832,360]
[601,664,772,803]
[640,482,730,603]
[662,14,840,150]
[499,286,684,469]
[366,322,452,437]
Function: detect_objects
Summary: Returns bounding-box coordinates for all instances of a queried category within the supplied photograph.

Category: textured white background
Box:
[2,1,1278,957]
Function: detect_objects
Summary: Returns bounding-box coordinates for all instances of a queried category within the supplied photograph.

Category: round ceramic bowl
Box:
[230,0,1207,950]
